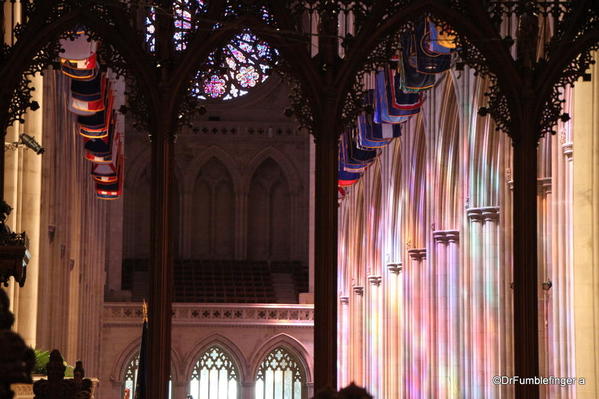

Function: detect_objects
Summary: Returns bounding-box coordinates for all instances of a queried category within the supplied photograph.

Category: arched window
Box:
[122,354,173,399]
[189,346,240,399]
[255,347,306,399]
[145,1,277,100]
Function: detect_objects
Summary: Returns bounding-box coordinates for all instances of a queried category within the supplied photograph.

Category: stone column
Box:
[572,55,599,398]
[338,295,349,388]
[241,381,254,399]
[466,208,483,397]
[366,275,382,397]
[350,285,364,387]
[481,206,500,399]
[15,71,43,347]
[432,231,449,399]
[446,231,460,398]
[407,248,426,398]
[386,262,401,399]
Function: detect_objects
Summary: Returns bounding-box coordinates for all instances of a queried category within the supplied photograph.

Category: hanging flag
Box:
[90,132,121,181]
[399,34,436,92]
[340,131,377,172]
[69,73,106,115]
[61,52,97,70]
[374,71,421,124]
[59,30,98,60]
[95,137,123,200]
[415,20,452,74]
[71,72,104,102]
[386,69,423,112]
[134,302,148,399]
[424,20,457,55]
[357,116,391,149]
[79,87,114,139]
[338,162,361,187]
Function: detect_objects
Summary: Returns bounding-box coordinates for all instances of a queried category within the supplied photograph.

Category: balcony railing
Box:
[104,303,314,326]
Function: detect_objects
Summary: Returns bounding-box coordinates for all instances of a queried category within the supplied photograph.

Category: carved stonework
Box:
[407,248,427,261]
[466,208,483,222]
[367,275,382,287]
[562,142,573,160]
[481,207,500,222]
[433,230,460,244]
[339,296,349,305]
[537,177,552,196]
[387,262,403,274]
[352,286,364,296]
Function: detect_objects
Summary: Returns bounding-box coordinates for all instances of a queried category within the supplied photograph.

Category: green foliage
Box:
[33,349,74,377]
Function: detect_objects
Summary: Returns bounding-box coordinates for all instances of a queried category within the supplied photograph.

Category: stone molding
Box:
[339,296,349,304]
[352,286,364,296]
[467,207,500,222]
[180,121,302,138]
[104,303,314,327]
[562,142,573,160]
[387,262,403,274]
[432,230,460,244]
[367,275,382,286]
[537,177,552,195]
[407,248,427,261]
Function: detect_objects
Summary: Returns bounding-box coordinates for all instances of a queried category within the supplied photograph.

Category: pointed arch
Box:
[1,7,159,128]
[184,145,242,194]
[184,333,248,383]
[110,337,183,383]
[244,147,301,196]
[249,333,313,384]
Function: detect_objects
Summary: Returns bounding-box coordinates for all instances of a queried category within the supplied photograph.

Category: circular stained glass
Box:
[145,1,277,101]
[193,31,276,100]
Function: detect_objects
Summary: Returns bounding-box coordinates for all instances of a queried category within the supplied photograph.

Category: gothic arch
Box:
[183,333,248,383]
[172,14,321,120]
[127,149,185,192]
[244,147,301,195]
[110,337,184,384]
[1,7,157,126]
[334,1,520,126]
[249,333,313,384]
[184,145,242,195]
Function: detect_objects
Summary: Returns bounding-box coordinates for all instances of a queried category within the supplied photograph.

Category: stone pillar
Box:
[481,206,500,399]
[432,231,449,399]
[313,128,338,391]
[446,231,460,398]
[14,71,43,348]
[366,275,381,397]
[466,208,483,397]
[338,295,349,388]
[147,115,175,399]
[573,55,599,398]
[406,248,426,398]
[386,262,401,399]
[350,285,364,387]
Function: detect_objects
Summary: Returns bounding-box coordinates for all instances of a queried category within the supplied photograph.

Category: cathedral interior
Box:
[0,1,598,399]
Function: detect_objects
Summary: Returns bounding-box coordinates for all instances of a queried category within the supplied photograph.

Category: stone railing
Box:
[181,121,302,138]
[104,303,314,327]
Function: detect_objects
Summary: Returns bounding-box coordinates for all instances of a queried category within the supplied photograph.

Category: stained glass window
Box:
[122,354,173,399]
[255,347,306,399]
[193,31,276,100]
[145,2,276,100]
[189,346,240,399]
